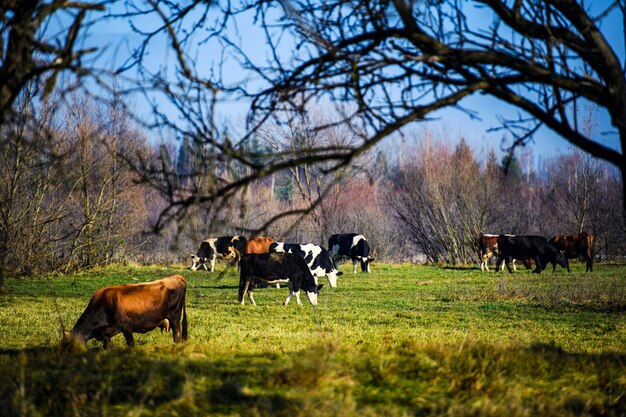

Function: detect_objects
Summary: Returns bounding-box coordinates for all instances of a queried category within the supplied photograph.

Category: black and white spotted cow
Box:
[190,235,247,272]
[269,242,343,287]
[328,233,374,273]
[238,253,323,306]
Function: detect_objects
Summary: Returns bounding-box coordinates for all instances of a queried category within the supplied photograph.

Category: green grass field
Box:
[0,261,625,416]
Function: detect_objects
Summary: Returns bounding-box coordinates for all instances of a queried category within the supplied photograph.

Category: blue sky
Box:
[84,2,624,169]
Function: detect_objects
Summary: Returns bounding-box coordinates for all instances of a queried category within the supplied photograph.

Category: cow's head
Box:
[356,256,375,272]
[269,242,285,253]
[555,250,568,269]
[305,284,324,306]
[222,246,237,260]
[190,254,208,271]
[325,270,343,288]
[61,329,87,351]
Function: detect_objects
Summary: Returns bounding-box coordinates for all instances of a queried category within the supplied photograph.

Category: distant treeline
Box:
[1,92,624,277]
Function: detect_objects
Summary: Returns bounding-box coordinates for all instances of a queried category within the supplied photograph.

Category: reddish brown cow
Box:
[549,232,594,272]
[245,237,275,255]
[64,275,188,349]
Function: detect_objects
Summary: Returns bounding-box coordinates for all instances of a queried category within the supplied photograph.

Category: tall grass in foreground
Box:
[0,262,624,416]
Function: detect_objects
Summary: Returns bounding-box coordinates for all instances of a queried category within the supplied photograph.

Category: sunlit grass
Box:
[0,261,625,416]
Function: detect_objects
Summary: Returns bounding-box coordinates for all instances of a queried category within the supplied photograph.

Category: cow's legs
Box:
[284,281,302,305]
[210,254,217,272]
[171,325,182,343]
[239,279,250,305]
[123,332,135,347]
[284,289,293,305]
[481,255,489,272]
[284,290,301,305]
[511,259,517,271]
[247,289,256,306]
[533,256,542,273]
[103,336,113,349]
[586,257,592,272]
[169,313,183,342]
[498,258,506,271]
[352,259,357,273]
[505,257,514,273]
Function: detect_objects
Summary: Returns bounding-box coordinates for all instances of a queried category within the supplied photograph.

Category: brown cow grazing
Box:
[64,275,188,349]
[549,232,594,272]
[245,237,275,255]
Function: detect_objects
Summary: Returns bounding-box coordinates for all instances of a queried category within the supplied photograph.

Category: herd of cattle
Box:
[190,234,375,306]
[64,231,594,349]
[478,232,594,274]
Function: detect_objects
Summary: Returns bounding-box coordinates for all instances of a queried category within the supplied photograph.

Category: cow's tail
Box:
[586,232,594,272]
[182,302,188,341]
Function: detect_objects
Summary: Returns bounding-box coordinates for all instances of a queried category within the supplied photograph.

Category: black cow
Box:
[190,235,247,272]
[269,242,343,287]
[238,253,323,306]
[496,235,567,274]
[478,233,532,271]
[328,233,374,273]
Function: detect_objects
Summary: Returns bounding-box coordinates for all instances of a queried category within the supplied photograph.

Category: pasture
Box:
[0,262,625,416]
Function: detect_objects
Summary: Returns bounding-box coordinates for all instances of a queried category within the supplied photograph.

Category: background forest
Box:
[1,91,624,277]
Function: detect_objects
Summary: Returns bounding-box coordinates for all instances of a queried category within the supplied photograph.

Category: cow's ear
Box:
[336,271,344,276]
[190,254,195,258]
[368,258,376,262]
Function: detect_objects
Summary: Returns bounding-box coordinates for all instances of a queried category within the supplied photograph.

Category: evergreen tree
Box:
[176,137,193,185]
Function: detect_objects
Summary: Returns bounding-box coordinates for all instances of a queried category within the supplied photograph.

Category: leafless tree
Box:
[0,89,65,277]
[58,94,150,271]
[391,134,485,263]
[0,1,112,288]
[2,1,626,281]
[0,0,107,124]
[109,0,625,237]
[546,150,602,232]
[0,90,153,278]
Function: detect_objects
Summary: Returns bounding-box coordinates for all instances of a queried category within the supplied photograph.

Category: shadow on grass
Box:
[598,262,626,268]
[441,266,479,271]
[0,346,300,417]
[192,285,238,290]
[0,345,58,356]
[2,341,626,417]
